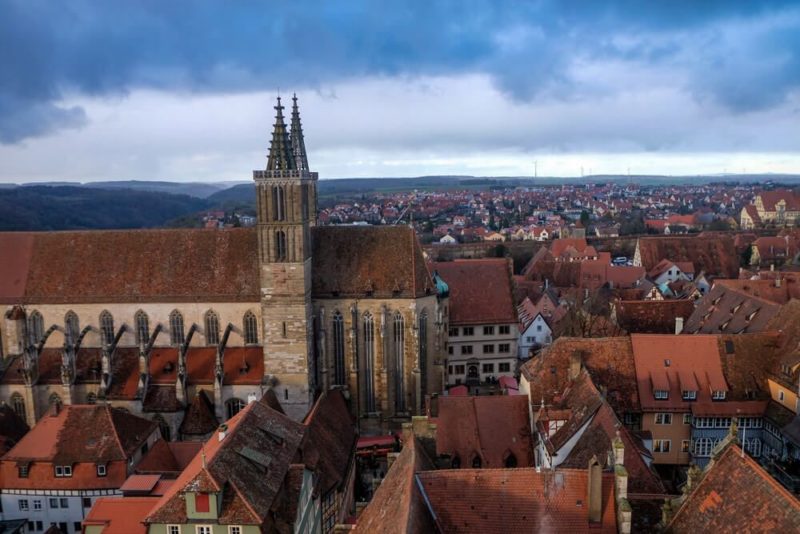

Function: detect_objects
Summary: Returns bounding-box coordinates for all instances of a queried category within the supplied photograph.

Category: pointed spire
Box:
[266,96,295,172]
[290,93,309,171]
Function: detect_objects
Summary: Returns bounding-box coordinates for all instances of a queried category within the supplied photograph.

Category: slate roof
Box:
[353,437,436,534]
[416,468,618,533]
[715,278,800,304]
[432,259,516,325]
[636,236,739,278]
[667,443,800,533]
[435,395,534,468]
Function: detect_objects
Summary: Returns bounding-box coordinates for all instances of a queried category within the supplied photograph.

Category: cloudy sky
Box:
[1,1,800,183]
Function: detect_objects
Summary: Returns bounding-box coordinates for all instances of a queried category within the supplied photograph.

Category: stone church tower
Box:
[253,95,318,420]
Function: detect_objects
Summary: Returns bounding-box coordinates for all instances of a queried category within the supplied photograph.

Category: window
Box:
[448,346,454,355]
[498,344,510,353]
[134,310,149,346]
[243,311,258,344]
[779,390,785,401]
[653,440,671,453]
[27,310,44,345]
[332,311,346,386]
[55,465,72,477]
[229,527,242,534]
[169,310,185,345]
[18,499,28,511]
[393,312,405,412]
[499,363,511,373]
[482,363,494,373]
[455,365,465,375]
[462,327,474,336]
[73,523,82,533]
[82,498,92,509]
[64,311,79,343]
[682,390,697,400]
[536,324,543,332]
[744,438,762,458]
[683,414,692,425]
[681,440,690,453]
[275,230,287,261]
[483,326,495,335]
[461,345,473,355]
[49,498,59,509]
[35,522,43,531]
[204,310,220,346]
[96,464,107,477]
[419,311,429,400]
[195,493,210,513]
[526,336,535,343]
[499,325,510,335]
[11,393,26,422]
[33,499,41,511]
[694,438,713,457]
[448,327,459,337]
[59,498,68,508]
[18,463,29,478]
[712,390,727,401]
[482,344,495,354]
[225,398,246,420]
[99,310,114,346]
[654,413,672,425]
[272,185,286,221]
[654,390,669,400]
[362,313,376,413]
[49,393,62,410]
[197,527,212,534]
[168,526,180,534]
[472,455,482,468]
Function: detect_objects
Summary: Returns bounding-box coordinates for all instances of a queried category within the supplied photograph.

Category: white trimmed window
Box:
[653,439,671,453]
[18,499,28,511]
[167,526,180,534]
[654,413,672,425]
[197,526,212,534]
[96,464,107,477]
[654,390,669,400]
[712,390,727,400]
[229,527,242,534]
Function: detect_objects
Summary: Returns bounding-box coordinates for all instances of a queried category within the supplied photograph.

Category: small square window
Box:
[168,526,180,534]
[482,363,494,373]
[681,440,690,453]
[499,325,511,335]
[96,464,107,477]
[83,497,92,508]
[54,466,63,477]
[18,499,29,512]
[18,465,29,478]
[49,498,59,509]
[33,499,42,511]
[499,363,511,373]
[59,498,68,508]
[229,527,242,534]
[73,522,82,533]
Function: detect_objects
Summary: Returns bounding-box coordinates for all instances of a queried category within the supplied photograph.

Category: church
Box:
[0,96,447,437]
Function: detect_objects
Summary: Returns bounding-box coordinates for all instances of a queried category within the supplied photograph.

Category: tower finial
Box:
[265,95,294,172]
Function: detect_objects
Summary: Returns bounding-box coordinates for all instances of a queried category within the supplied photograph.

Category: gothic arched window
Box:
[64,311,79,344]
[10,393,25,421]
[49,393,62,409]
[169,310,185,345]
[472,455,482,468]
[332,311,346,386]
[393,312,405,412]
[135,310,149,346]
[27,310,44,345]
[243,311,258,344]
[225,398,246,420]
[362,313,375,413]
[205,310,220,346]
[275,230,287,261]
[99,310,114,346]
[272,185,286,221]
[419,310,428,400]
[504,452,518,468]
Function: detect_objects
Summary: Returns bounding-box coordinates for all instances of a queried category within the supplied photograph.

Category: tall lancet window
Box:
[332,311,346,386]
[65,311,79,345]
[419,310,428,400]
[135,310,149,346]
[393,312,406,412]
[99,311,114,346]
[243,311,259,344]
[205,310,220,346]
[272,185,286,221]
[27,310,44,345]
[362,313,375,413]
[170,310,185,345]
[275,230,287,261]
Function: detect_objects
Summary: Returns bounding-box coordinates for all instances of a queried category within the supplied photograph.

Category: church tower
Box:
[254,95,318,420]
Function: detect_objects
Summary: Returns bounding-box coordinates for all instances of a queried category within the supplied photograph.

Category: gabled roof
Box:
[83,496,160,534]
[135,440,202,476]
[179,390,219,437]
[3,405,157,465]
[416,468,617,533]
[683,284,781,334]
[435,395,534,468]
[636,236,738,278]
[667,444,800,532]
[615,299,695,334]
[432,259,516,325]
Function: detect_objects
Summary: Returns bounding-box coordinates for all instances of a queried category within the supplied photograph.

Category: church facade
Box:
[0,96,447,436]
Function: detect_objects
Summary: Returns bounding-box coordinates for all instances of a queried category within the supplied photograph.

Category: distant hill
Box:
[206,183,255,204]
[0,186,210,231]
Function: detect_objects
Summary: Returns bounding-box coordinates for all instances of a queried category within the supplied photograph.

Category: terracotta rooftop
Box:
[417,468,617,533]
[435,395,534,468]
[667,443,800,532]
[615,299,695,334]
[82,496,160,534]
[432,259,516,325]
[178,390,219,437]
[636,236,739,278]
[715,278,800,304]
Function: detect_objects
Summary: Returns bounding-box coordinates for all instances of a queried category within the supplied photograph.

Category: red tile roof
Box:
[178,390,219,437]
[668,443,800,532]
[683,284,781,334]
[417,468,617,533]
[83,496,160,534]
[432,259,516,325]
[435,395,534,468]
[636,236,739,278]
[615,299,695,334]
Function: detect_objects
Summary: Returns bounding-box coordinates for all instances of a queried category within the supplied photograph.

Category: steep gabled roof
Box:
[636,236,738,278]
[432,259,516,325]
[683,284,781,334]
[667,443,800,532]
[179,390,219,437]
[615,299,695,334]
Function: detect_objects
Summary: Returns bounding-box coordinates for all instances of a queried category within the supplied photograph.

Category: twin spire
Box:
[266,94,309,172]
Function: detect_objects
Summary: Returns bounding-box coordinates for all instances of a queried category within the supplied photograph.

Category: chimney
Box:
[569,351,583,381]
[587,456,603,524]
[776,276,782,288]
[675,316,684,335]
[217,423,228,442]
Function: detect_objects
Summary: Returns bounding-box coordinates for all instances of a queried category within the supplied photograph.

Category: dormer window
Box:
[682,390,697,401]
[96,464,107,477]
[54,465,72,478]
[712,390,726,401]
[654,390,669,400]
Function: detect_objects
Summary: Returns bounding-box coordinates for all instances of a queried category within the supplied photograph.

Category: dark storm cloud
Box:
[1,0,799,142]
